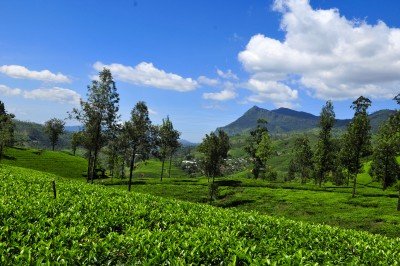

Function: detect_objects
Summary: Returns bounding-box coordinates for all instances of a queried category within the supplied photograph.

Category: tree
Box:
[314,101,336,187]
[292,136,314,184]
[71,131,84,156]
[123,101,153,192]
[0,101,14,161]
[70,68,120,182]
[44,118,65,151]
[158,116,181,181]
[255,131,274,179]
[245,119,269,179]
[343,96,372,197]
[371,94,400,210]
[198,130,230,183]
[371,138,399,190]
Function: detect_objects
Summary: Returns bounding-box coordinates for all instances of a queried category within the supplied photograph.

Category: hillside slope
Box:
[14,120,74,149]
[2,147,87,179]
[1,165,399,264]
[218,106,395,135]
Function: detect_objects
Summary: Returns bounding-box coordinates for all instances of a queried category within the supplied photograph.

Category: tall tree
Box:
[44,118,65,151]
[123,101,153,192]
[70,68,120,182]
[255,131,274,178]
[198,130,230,183]
[71,131,84,156]
[371,94,400,210]
[245,119,269,179]
[158,116,180,181]
[0,101,14,161]
[343,96,372,197]
[314,101,336,187]
[293,136,314,184]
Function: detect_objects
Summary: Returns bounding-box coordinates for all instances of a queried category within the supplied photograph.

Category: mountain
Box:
[179,139,197,147]
[65,125,83,132]
[14,120,73,149]
[217,106,395,135]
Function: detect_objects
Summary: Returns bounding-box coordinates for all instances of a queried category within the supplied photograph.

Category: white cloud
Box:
[93,61,198,92]
[216,69,239,80]
[0,84,22,96]
[203,89,237,101]
[246,79,298,107]
[148,108,158,115]
[197,76,220,86]
[23,87,81,105]
[238,0,400,102]
[0,65,70,83]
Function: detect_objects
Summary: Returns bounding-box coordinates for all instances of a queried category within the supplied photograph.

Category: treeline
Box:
[66,69,181,190]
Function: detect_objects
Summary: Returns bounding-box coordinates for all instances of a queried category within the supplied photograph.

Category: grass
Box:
[3,147,399,238]
[1,165,400,264]
[1,147,87,179]
[100,158,400,238]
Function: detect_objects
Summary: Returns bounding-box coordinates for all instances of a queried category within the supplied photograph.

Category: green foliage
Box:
[70,68,120,182]
[1,165,400,265]
[314,101,336,186]
[245,119,269,179]
[44,118,65,151]
[123,101,154,191]
[292,136,314,183]
[0,101,15,160]
[71,131,84,156]
[157,116,181,181]
[198,130,230,181]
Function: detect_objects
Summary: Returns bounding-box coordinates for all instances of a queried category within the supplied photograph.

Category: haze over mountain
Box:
[217,106,395,136]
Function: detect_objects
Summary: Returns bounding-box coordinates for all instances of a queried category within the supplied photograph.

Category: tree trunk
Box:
[128,149,136,192]
[0,144,3,162]
[397,189,400,211]
[90,148,98,184]
[168,154,173,178]
[86,149,92,182]
[352,174,357,198]
[160,157,165,182]
[52,143,55,151]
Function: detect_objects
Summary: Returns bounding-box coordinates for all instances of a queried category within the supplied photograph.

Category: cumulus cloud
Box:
[246,79,298,107]
[0,65,70,83]
[197,76,220,86]
[23,87,81,105]
[216,69,239,80]
[148,108,158,115]
[203,89,237,101]
[0,85,22,96]
[238,0,400,102]
[93,61,198,92]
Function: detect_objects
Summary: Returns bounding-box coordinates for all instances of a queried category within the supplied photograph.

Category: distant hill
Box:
[179,139,197,147]
[65,125,83,132]
[218,106,395,135]
[14,120,73,149]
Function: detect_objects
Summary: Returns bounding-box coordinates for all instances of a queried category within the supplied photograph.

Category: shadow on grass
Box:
[218,199,255,208]
[2,155,16,160]
[102,180,147,186]
[171,179,198,183]
[215,180,242,187]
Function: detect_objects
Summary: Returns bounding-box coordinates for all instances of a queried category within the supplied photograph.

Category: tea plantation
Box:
[1,165,399,265]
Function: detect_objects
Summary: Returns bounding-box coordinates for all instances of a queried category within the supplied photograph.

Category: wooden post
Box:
[52,180,56,199]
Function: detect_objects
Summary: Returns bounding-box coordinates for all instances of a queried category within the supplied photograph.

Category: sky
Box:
[1,0,400,142]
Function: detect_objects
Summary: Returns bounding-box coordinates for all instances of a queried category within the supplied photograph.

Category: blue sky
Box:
[1,0,399,142]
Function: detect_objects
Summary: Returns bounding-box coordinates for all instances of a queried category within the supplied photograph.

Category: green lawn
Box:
[1,147,87,179]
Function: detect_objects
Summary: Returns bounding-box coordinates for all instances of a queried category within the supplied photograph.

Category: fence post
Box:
[52,180,56,199]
